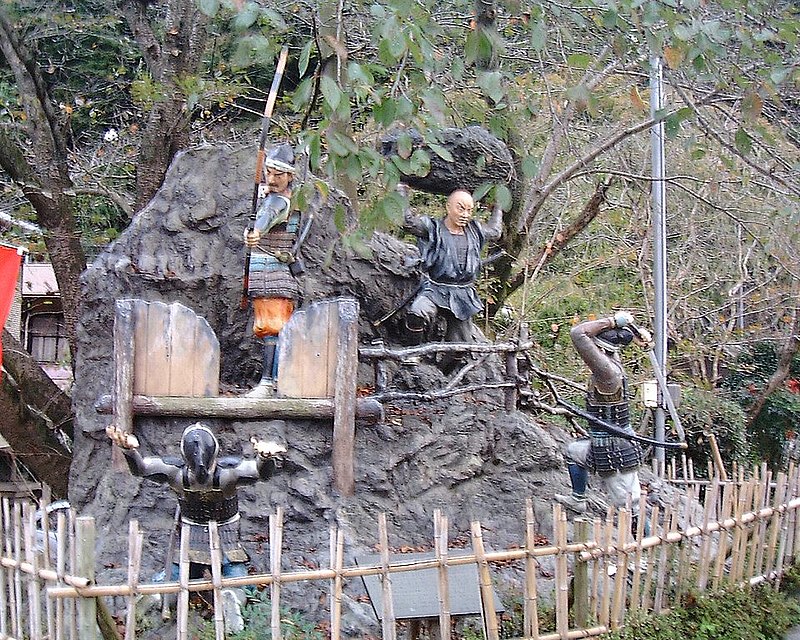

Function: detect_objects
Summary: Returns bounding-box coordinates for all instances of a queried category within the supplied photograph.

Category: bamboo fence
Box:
[5,463,800,640]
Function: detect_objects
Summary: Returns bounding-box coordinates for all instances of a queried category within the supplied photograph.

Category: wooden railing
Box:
[5,464,800,640]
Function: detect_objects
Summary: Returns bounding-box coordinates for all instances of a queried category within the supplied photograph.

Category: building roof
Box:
[22,263,59,296]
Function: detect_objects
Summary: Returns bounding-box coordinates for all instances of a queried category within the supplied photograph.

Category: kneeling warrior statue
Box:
[106,422,286,630]
[555,312,653,534]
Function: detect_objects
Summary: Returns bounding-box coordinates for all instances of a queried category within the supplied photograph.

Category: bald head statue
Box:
[443,190,475,233]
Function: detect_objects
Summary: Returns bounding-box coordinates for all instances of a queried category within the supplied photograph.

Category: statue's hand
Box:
[244,229,261,247]
[250,437,287,459]
[633,326,654,349]
[105,425,139,450]
[613,311,635,328]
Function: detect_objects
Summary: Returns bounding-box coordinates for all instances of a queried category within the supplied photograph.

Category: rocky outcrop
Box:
[70,141,571,636]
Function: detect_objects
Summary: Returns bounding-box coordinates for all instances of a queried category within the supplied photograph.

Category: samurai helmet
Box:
[594,327,634,353]
[264,143,296,174]
[180,422,219,483]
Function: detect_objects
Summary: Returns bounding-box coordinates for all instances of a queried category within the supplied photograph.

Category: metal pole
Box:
[650,55,668,469]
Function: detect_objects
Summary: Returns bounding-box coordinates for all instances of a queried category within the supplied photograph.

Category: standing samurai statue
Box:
[555,312,653,532]
[243,143,312,397]
[106,422,287,630]
[398,184,504,344]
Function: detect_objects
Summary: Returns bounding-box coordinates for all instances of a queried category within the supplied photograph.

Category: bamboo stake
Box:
[12,501,22,639]
[640,505,659,611]
[610,509,628,629]
[75,517,97,640]
[24,503,43,640]
[712,485,734,589]
[470,521,499,640]
[675,485,694,596]
[40,491,56,640]
[628,493,647,613]
[708,434,728,481]
[208,521,225,640]
[330,528,344,640]
[176,522,190,640]
[56,508,67,640]
[784,463,799,567]
[598,513,613,630]
[697,478,719,591]
[68,505,77,640]
[0,498,7,638]
[750,474,771,580]
[124,520,143,640]
[764,473,786,582]
[573,519,590,630]
[730,480,754,582]
[590,518,602,622]
[378,513,397,640]
[524,500,540,639]
[653,507,673,612]
[433,510,449,640]
[271,508,284,640]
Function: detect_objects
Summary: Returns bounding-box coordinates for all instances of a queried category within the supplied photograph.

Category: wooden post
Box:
[708,433,728,481]
[332,299,359,495]
[112,300,135,471]
[75,517,97,640]
[378,513,397,640]
[610,510,628,629]
[573,519,590,629]
[12,501,22,639]
[176,523,190,640]
[23,502,43,640]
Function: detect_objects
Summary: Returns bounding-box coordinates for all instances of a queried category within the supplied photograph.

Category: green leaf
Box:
[372,98,397,127]
[495,184,512,211]
[521,156,540,179]
[408,149,431,177]
[530,19,547,52]
[567,53,591,69]
[299,40,313,77]
[734,128,752,154]
[232,2,259,31]
[327,130,357,157]
[473,182,492,201]
[198,0,219,18]
[291,78,314,112]
[476,71,505,104]
[382,192,406,226]
[319,76,342,111]
[397,132,413,160]
[428,143,454,162]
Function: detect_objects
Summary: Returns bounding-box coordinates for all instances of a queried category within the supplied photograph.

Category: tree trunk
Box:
[746,307,800,428]
[1,330,73,498]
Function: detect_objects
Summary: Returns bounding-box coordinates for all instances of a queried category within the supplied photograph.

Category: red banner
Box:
[0,247,22,369]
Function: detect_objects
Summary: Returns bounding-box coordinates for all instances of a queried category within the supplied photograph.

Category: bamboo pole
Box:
[378,513,397,640]
[598,513,614,631]
[23,502,43,640]
[697,478,719,591]
[708,434,728,481]
[750,474,771,580]
[40,491,56,640]
[590,518,602,622]
[572,519,590,629]
[640,506,659,612]
[675,485,694,596]
[330,528,344,640]
[75,517,97,640]
[653,507,672,612]
[524,499,540,640]
[0,498,7,638]
[433,510,449,640]
[628,494,647,613]
[764,472,786,583]
[176,522,190,640]
[271,508,284,640]
[470,521,499,640]
[712,484,734,589]
[208,521,225,640]
[68,505,78,640]
[124,520,143,640]
[610,509,628,629]
[12,501,22,639]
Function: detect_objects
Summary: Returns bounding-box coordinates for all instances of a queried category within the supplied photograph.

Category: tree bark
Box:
[1,330,73,498]
[118,0,210,212]
[745,307,800,427]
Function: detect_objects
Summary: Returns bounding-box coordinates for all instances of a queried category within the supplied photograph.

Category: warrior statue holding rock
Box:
[555,312,653,533]
[243,143,312,397]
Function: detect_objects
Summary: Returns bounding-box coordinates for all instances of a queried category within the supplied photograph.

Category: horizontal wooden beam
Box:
[95,394,383,423]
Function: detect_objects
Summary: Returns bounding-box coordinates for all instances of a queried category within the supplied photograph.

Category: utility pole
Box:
[650,55,668,470]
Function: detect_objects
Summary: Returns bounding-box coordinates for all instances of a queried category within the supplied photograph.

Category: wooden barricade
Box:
[101,297,376,494]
